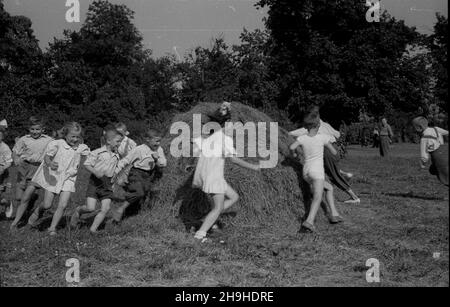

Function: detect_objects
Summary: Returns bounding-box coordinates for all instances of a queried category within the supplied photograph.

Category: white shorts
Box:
[303,162,325,182]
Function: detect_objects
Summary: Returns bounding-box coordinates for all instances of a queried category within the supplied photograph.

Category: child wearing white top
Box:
[412,116,448,186]
[27,122,90,235]
[70,126,123,233]
[112,128,167,223]
[191,109,260,242]
[290,111,343,233]
[10,117,53,229]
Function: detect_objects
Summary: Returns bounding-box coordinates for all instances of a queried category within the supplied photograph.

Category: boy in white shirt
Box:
[290,111,343,233]
[112,128,167,222]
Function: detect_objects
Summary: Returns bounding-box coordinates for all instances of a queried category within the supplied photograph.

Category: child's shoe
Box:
[27,209,43,227]
[299,221,316,233]
[329,215,344,224]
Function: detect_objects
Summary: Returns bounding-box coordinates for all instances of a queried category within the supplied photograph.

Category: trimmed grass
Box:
[0,143,448,287]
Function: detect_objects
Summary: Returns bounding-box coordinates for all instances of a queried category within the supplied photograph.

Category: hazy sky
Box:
[3,0,448,59]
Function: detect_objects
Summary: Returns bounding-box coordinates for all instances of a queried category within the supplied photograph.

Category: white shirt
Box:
[116,144,167,172]
[290,120,341,143]
[420,127,448,163]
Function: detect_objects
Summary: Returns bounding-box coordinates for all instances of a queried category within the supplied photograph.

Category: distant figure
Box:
[379,118,393,157]
[359,124,370,147]
[412,116,448,187]
[372,127,380,148]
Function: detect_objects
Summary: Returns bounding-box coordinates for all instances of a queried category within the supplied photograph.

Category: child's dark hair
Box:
[29,116,45,127]
[61,122,83,138]
[303,111,320,130]
[143,128,162,139]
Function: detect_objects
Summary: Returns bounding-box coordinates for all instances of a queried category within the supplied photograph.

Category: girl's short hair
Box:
[61,122,83,137]
[114,122,129,137]
[29,116,45,127]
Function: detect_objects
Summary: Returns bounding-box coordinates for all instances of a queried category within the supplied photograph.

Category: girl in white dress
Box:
[191,104,261,242]
[28,122,90,235]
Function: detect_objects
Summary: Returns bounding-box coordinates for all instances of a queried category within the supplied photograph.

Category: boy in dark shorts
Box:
[112,128,166,223]
[70,126,123,233]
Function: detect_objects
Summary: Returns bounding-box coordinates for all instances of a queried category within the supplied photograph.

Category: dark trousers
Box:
[124,168,154,206]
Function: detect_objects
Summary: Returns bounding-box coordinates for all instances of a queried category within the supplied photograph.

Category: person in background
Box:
[379,118,393,157]
[412,116,448,186]
[372,127,380,148]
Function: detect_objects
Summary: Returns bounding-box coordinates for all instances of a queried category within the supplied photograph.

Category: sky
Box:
[3,0,448,59]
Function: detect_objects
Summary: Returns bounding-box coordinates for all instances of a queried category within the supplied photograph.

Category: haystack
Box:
[149,102,309,229]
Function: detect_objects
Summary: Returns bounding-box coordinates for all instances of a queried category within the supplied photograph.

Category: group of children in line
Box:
[0,102,447,240]
[0,117,167,235]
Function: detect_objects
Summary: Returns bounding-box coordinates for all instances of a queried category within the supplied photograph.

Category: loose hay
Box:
[149,102,309,229]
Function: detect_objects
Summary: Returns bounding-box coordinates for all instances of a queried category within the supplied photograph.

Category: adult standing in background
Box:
[379,118,393,157]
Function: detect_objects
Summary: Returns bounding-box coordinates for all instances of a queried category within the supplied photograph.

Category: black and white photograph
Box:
[0,0,448,290]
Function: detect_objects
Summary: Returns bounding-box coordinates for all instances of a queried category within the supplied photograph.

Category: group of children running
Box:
[0,102,448,240]
[0,118,166,235]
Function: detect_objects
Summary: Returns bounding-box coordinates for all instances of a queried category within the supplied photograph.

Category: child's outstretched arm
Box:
[230,157,260,171]
[325,142,338,156]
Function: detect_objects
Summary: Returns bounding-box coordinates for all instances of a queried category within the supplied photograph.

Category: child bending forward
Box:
[113,128,166,222]
[70,127,123,233]
[290,112,343,233]
[28,122,90,235]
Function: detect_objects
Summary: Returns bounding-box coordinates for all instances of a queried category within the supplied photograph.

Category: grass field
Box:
[0,143,448,287]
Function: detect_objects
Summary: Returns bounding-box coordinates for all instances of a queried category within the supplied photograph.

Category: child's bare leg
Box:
[304,179,324,226]
[223,185,239,211]
[196,193,225,238]
[324,181,340,217]
[345,189,360,201]
[11,185,36,228]
[114,201,130,222]
[90,199,111,233]
[70,197,97,227]
[48,191,71,232]
[28,190,55,226]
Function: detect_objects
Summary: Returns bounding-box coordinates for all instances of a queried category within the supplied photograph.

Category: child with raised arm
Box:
[70,126,123,233]
[0,127,13,210]
[290,111,343,233]
[192,108,260,242]
[27,122,90,235]
[112,128,166,223]
[412,116,448,186]
[10,117,53,229]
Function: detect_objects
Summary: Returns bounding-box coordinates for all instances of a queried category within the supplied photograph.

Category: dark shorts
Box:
[17,161,40,190]
[86,175,114,201]
[124,168,154,204]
